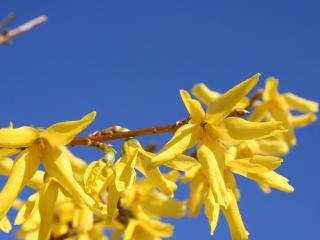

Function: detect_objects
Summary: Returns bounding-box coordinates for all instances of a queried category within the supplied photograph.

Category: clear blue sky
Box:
[0,1,319,239]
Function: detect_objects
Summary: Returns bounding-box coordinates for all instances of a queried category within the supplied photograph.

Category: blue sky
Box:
[0,1,319,239]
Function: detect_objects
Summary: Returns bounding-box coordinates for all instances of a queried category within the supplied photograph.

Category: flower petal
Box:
[258,139,289,156]
[197,140,230,207]
[163,154,200,171]
[143,191,186,218]
[222,117,286,140]
[0,157,44,190]
[291,113,317,128]
[41,111,96,146]
[137,151,177,198]
[149,124,201,169]
[248,102,268,122]
[270,107,296,146]
[207,73,260,123]
[222,192,249,240]
[0,149,40,220]
[227,155,283,173]
[0,217,11,233]
[114,155,137,192]
[204,190,220,235]
[38,180,58,240]
[43,146,107,218]
[233,170,294,192]
[180,90,206,122]
[0,127,39,148]
[106,183,120,223]
[188,180,206,216]
[73,205,93,234]
[14,193,39,225]
[283,92,318,112]
[192,83,221,106]
[263,77,279,101]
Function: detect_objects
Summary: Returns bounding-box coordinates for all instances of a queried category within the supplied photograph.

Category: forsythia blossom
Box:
[0,74,317,240]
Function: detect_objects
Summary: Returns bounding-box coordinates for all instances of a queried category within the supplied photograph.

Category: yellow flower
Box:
[249,77,318,146]
[112,212,173,240]
[149,73,286,207]
[182,151,293,239]
[115,139,197,198]
[181,165,249,238]
[120,172,186,218]
[0,112,107,226]
[15,193,107,240]
[192,82,249,108]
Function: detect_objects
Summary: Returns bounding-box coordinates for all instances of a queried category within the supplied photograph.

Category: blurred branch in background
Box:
[0,13,47,45]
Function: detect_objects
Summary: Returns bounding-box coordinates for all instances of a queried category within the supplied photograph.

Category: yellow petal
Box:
[233,170,294,192]
[263,77,279,101]
[270,107,296,147]
[0,217,11,233]
[114,154,137,192]
[41,111,96,146]
[204,190,220,235]
[0,149,40,220]
[283,92,319,112]
[227,155,283,173]
[291,113,317,128]
[14,193,39,225]
[73,206,93,234]
[62,146,88,182]
[43,146,107,218]
[188,180,206,216]
[0,158,44,190]
[163,154,200,171]
[222,117,286,140]
[258,139,289,156]
[180,90,206,123]
[248,103,268,122]
[143,191,186,218]
[197,141,230,207]
[123,220,138,240]
[84,160,114,200]
[137,151,177,197]
[222,192,249,240]
[106,183,120,223]
[192,83,221,106]
[0,148,20,158]
[149,123,201,169]
[38,180,58,240]
[140,216,174,238]
[207,73,260,123]
[0,127,39,148]
[224,170,240,200]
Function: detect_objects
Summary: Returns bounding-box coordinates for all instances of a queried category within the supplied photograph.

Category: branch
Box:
[69,105,251,147]
[0,15,47,45]
[69,118,190,146]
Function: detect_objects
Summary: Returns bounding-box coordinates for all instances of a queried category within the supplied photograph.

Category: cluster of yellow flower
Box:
[0,73,317,240]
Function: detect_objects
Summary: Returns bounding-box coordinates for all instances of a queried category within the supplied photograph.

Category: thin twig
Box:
[69,118,190,146]
[0,15,47,45]
[69,105,251,147]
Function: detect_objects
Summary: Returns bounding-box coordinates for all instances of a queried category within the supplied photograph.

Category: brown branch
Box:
[69,104,254,147]
[0,15,47,45]
[69,118,190,146]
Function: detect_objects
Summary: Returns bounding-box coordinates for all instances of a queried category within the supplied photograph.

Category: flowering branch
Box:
[0,15,47,45]
[69,118,190,146]
[69,106,251,147]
